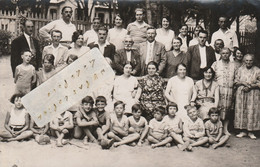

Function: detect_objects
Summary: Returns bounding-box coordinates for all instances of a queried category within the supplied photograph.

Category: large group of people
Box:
[0,6,259,150]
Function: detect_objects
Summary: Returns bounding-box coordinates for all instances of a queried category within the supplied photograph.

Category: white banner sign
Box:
[21,48,115,127]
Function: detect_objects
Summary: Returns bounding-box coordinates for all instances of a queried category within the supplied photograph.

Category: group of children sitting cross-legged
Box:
[0,94,229,151]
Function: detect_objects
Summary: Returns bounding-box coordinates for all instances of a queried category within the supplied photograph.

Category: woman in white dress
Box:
[107,14,127,51]
[155,16,175,52]
[67,30,90,58]
[113,63,138,115]
[165,63,197,120]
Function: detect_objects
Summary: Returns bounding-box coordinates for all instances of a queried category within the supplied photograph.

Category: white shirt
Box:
[199,45,207,68]
[178,34,188,52]
[94,41,110,55]
[39,19,76,42]
[215,52,221,61]
[126,51,131,62]
[83,29,98,45]
[210,28,238,51]
[146,41,155,64]
[24,33,33,51]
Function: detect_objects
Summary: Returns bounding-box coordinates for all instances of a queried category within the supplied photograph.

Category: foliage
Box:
[0,30,12,55]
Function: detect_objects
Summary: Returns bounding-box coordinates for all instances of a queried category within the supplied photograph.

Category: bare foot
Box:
[212,144,218,149]
[56,140,63,147]
[165,143,171,147]
[137,141,142,147]
[62,139,69,145]
[187,145,192,151]
[151,144,157,149]
[129,142,136,147]
[113,142,120,147]
[83,136,88,145]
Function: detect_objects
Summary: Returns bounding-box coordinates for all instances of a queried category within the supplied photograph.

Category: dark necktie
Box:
[30,36,36,56]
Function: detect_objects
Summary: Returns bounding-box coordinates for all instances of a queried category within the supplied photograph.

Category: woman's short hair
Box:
[147,61,159,71]
[179,24,188,30]
[43,54,55,65]
[203,66,215,79]
[72,30,83,43]
[10,93,25,104]
[114,14,123,22]
[175,63,187,72]
[66,54,78,64]
[162,16,171,23]
[233,47,244,57]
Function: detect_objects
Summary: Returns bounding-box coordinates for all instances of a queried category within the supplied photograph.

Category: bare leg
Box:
[212,135,229,149]
[147,135,160,144]
[7,130,33,142]
[190,137,208,147]
[151,137,173,148]
[73,126,83,139]
[170,132,184,145]
[0,130,13,139]
[114,133,140,147]
[223,120,231,135]
[83,128,98,143]
[107,132,122,142]
[55,131,64,147]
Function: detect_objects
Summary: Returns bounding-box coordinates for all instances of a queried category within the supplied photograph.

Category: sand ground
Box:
[0,55,260,167]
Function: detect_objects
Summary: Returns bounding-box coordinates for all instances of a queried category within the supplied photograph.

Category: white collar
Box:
[218,28,231,34]
[147,40,155,45]
[94,40,110,47]
[51,44,61,49]
[61,18,72,25]
[24,32,31,39]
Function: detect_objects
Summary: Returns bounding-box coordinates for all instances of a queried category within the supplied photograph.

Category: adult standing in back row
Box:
[127,8,150,49]
[39,6,76,48]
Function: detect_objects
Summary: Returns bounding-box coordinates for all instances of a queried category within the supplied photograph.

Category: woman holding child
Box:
[234,54,260,139]
[135,61,166,121]
[195,67,219,120]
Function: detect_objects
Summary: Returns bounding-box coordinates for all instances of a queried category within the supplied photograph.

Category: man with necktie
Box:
[11,20,41,77]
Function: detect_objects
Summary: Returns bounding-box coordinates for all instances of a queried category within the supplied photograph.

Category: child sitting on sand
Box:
[30,118,50,145]
[0,94,33,141]
[50,110,73,147]
[163,102,188,151]
[107,101,129,144]
[205,107,229,149]
[94,96,113,149]
[74,96,99,145]
[147,106,172,148]
[183,105,208,151]
[113,104,149,147]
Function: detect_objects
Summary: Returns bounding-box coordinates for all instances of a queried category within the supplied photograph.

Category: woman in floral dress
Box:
[211,47,236,135]
[234,54,260,139]
[135,61,166,121]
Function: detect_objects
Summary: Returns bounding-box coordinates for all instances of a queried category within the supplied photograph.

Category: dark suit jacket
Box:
[186,44,216,80]
[11,34,41,77]
[138,41,166,76]
[87,42,116,62]
[114,49,141,76]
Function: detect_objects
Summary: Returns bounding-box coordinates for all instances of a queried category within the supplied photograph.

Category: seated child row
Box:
[0,94,229,151]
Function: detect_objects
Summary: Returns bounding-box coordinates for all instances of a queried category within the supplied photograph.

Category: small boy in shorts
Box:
[94,96,114,149]
[183,105,208,151]
[113,104,149,147]
[74,96,99,144]
[147,106,172,148]
[205,107,229,149]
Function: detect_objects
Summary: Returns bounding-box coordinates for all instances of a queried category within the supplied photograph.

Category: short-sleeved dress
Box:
[162,115,182,133]
[14,64,35,94]
[205,120,223,138]
[166,76,195,120]
[195,79,219,120]
[36,68,56,86]
[155,28,175,51]
[138,75,166,121]
[212,60,236,120]
[164,51,187,78]
[113,75,138,114]
[108,28,127,51]
[234,66,260,131]
[128,116,148,134]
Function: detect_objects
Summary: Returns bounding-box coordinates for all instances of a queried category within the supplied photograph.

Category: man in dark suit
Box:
[138,27,166,76]
[114,35,141,76]
[11,20,41,77]
[186,30,216,80]
[87,26,116,67]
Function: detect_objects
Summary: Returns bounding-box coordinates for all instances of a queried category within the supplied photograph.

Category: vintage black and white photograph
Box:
[0,0,259,166]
